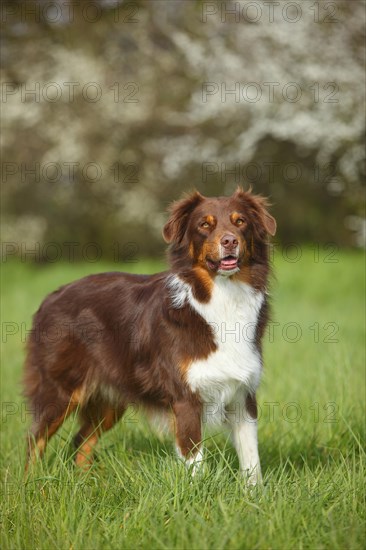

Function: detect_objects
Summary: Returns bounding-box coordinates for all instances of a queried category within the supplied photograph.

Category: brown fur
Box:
[23,187,275,470]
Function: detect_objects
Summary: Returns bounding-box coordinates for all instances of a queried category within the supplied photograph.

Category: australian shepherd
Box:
[24,187,276,484]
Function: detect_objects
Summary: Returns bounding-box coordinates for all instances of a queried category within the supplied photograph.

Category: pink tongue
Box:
[220,258,237,269]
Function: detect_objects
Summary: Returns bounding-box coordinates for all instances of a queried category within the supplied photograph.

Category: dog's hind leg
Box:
[25,388,83,471]
[74,399,125,469]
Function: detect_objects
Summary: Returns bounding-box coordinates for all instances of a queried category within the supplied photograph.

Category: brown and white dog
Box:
[24,187,276,484]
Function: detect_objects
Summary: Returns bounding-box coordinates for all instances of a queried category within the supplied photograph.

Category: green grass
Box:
[1,250,365,549]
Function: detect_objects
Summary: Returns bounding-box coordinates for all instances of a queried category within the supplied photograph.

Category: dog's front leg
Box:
[228,393,262,485]
[173,399,203,474]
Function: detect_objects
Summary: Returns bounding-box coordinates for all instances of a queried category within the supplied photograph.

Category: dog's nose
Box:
[220,234,238,251]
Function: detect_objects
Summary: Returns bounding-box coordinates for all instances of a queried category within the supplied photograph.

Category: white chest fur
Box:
[168,275,264,423]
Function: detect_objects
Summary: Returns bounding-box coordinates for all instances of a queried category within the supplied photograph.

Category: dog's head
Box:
[163,187,276,277]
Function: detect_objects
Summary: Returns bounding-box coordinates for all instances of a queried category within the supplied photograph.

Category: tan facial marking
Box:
[230,212,246,226]
[200,235,221,262]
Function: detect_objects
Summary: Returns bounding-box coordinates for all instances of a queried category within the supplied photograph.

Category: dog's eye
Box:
[235,218,245,226]
[200,221,210,229]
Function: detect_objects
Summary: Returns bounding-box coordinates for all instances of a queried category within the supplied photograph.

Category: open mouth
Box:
[206,255,239,272]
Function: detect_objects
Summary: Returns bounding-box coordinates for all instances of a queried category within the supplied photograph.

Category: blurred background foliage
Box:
[1,0,365,260]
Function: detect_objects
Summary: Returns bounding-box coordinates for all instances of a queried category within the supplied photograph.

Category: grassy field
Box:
[1,250,365,550]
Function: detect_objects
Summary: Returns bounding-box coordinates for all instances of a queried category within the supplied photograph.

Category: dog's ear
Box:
[262,208,277,236]
[163,191,204,243]
[234,186,276,237]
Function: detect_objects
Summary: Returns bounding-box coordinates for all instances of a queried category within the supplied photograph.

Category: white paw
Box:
[242,466,262,487]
